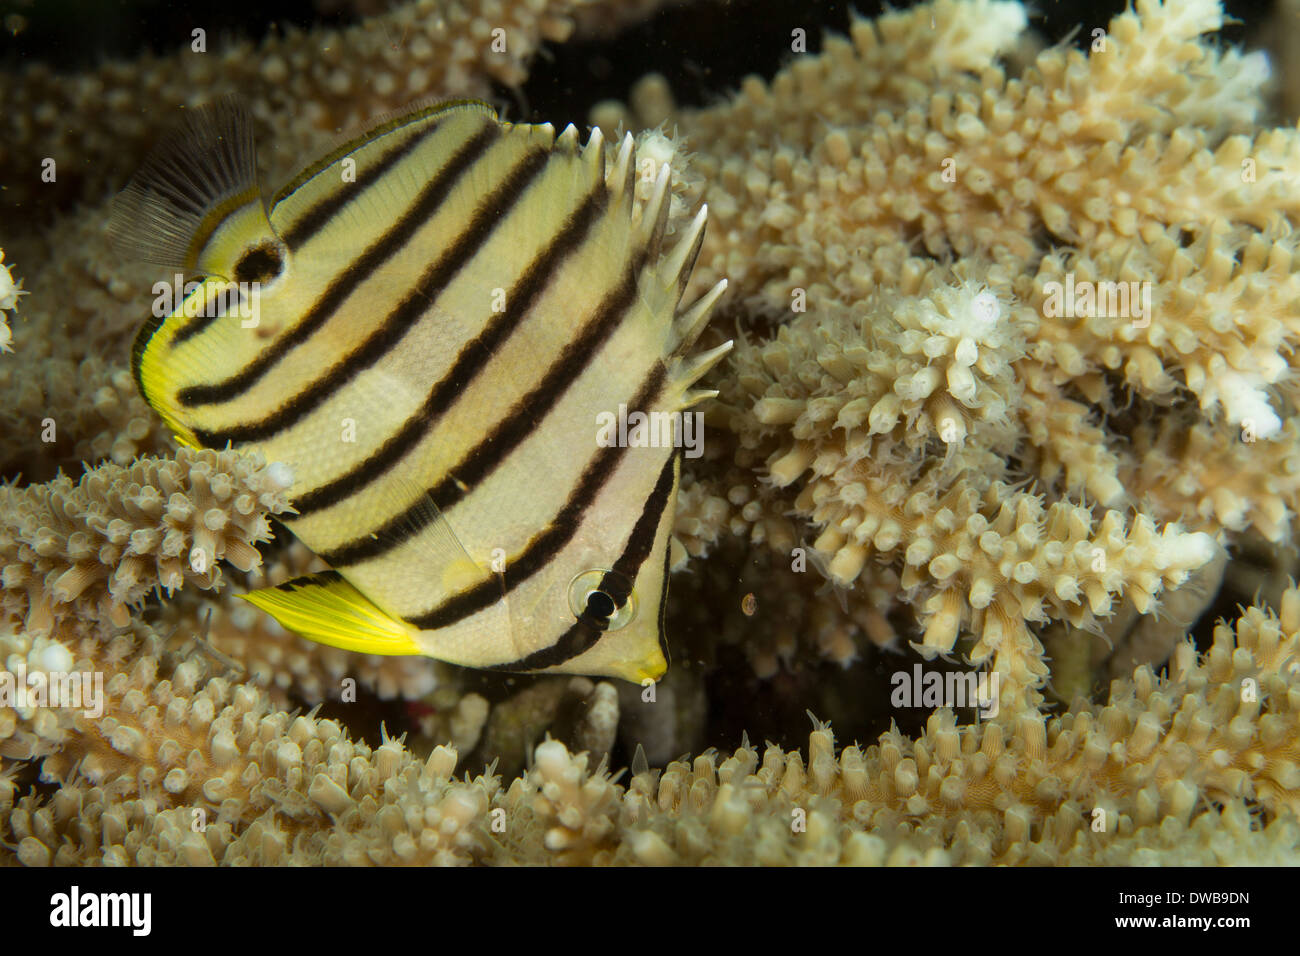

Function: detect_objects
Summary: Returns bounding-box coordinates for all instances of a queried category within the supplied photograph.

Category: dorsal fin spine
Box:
[663,205,709,306]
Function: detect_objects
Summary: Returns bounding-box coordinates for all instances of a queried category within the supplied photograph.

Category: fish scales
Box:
[113,97,730,682]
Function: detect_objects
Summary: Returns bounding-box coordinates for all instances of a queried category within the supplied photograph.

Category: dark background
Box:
[0,0,1282,128]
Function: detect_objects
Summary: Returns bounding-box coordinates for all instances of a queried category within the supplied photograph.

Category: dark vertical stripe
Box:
[176,121,501,410]
[321,366,666,629]
[485,451,678,671]
[421,245,647,507]
[609,452,677,586]
[289,187,608,517]
[314,245,650,561]
[189,146,553,446]
[172,285,245,346]
[280,118,443,249]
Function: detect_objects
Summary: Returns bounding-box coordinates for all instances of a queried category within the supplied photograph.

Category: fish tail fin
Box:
[241,571,426,656]
[108,95,273,277]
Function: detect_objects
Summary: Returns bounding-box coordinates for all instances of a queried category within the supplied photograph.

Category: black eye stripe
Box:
[234,243,284,284]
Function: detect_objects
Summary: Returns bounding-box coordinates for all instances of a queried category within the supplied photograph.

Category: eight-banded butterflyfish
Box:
[111,97,730,683]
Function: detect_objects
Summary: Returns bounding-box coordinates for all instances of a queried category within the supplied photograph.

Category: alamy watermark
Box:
[1041,274,1152,328]
[0,660,104,718]
[153,274,261,328]
[890,663,999,719]
[595,404,704,458]
[50,887,150,936]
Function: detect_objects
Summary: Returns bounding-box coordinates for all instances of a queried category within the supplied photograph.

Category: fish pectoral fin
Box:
[240,570,425,656]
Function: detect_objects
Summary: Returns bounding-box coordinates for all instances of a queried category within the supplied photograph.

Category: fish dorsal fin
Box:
[267,98,498,238]
[109,96,263,273]
[240,571,424,656]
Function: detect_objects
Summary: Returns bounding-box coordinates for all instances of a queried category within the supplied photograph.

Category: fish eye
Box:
[568,569,636,630]
[586,589,616,619]
[233,242,285,285]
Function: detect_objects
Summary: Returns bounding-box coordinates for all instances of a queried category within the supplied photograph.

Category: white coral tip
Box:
[266,461,296,490]
[28,640,74,674]
[1161,531,1217,571]
[1217,369,1281,439]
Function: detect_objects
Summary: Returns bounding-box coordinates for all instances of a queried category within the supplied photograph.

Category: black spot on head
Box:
[585,589,616,620]
[234,243,284,285]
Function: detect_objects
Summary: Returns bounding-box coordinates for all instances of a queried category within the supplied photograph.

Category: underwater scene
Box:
[0,0,1298,873]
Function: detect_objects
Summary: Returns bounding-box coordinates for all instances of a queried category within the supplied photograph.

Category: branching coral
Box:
[2,0,1300,867]
[6,581,1299,864]
[614,0,1298,716]
[0,249,23,355]
[707,269,1219,712]
[477,676,621,779]
[0,447,290,632]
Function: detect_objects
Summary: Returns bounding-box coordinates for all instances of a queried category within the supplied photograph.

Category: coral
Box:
[1042,544,1227,704]
[0,249,23,355]
[603,0,1299,716]
[1126,416,1300,544]
[6,581,1299,863]
[0,0,682,217]
[3,0,1300,868]
[668,536,900,677]
[707,269,1219,712]
[0,355,174,480]
[1278,0,1300,121]
[0,447,290,633]
[0,207,188,480]
[478,677,621,779]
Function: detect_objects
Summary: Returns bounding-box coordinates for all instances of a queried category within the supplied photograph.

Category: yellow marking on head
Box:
[610,644,668,684]
[134,289,210,449]
[133,265,284,451]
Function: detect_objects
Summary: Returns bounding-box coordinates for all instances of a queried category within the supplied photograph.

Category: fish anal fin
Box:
[241,571,425,656]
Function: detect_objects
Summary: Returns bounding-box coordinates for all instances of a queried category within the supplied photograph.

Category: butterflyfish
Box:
[111,98,730,683]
